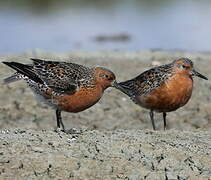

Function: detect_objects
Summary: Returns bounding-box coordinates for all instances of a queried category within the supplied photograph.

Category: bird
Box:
[113,58,208,130]
[2,58,117,132]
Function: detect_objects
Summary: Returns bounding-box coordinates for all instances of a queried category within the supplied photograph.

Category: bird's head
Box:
[93,67,117,89]
[173,58,208,80]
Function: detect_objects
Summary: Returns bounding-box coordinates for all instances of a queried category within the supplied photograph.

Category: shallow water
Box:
[1,0,211,54]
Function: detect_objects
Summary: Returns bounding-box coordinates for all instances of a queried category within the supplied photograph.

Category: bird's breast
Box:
[53,85,103,113]
[135,74,193,112]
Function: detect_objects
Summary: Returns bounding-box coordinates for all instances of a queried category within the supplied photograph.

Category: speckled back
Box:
[118,63,174,98]
[31,59,95,91]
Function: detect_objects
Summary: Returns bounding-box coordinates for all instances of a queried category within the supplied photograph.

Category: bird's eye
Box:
[100,74,109,78]
[179,64,187,69]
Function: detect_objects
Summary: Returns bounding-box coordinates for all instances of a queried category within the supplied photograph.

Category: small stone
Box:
[31,147,44,153]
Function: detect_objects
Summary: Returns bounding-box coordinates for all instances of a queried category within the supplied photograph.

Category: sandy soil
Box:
[0,50,211,179]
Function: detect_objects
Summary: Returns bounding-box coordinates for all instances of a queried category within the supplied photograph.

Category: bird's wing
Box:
[119,64,173,96]
[3,59,91,94]
[30,58,92,94]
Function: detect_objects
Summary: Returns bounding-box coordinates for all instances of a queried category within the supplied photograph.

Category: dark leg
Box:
[56,109,61,128]
[56,109,65,131]
[163,112,167,131]
[150,110,156,130]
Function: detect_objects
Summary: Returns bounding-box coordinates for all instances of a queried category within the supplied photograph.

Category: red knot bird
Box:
[3,58,117,132]
[114,58,208,130]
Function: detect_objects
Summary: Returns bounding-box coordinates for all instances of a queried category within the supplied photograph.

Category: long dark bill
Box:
[192,69,208,80]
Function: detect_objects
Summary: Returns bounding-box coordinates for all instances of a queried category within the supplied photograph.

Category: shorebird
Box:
[3,58,117,132]
[114,58,208,130]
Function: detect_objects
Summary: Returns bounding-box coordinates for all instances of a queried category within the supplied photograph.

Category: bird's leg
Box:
[55,109,82,134]
[56,109,65,131]
[55,109,83,134]
[56,109,61,128]
[150,110,156,130]
[163,112,167,131]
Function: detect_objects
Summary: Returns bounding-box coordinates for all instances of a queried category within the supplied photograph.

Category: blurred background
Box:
[1,0,211,55]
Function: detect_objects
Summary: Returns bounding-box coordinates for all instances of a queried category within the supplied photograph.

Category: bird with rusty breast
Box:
[114,58,208,130]
[2,58,116,132]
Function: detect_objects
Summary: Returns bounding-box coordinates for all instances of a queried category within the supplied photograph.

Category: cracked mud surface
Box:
[0,51,211,179]
[0,129,210,180]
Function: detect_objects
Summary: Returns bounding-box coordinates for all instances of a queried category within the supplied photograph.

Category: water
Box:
[1,0,211,55]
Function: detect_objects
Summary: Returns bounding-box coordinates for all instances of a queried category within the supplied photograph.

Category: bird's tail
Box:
[114,80,136,97]
[3,73,21,84]
[2,61,43,84]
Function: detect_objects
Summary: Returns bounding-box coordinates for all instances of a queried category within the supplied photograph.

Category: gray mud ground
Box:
[0,50,211,179]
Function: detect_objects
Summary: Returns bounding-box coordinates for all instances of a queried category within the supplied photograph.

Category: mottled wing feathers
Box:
[119,63,173,96]
[31,60,78,94]
[3,59,92,94]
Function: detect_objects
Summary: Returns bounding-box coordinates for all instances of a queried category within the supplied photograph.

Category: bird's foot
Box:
[54,127,65,133]
[54,127,87,134]
[63,128,85,134]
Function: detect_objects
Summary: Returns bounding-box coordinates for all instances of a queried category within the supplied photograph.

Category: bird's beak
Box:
[112,80,119,88]
[191,69,208,80]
